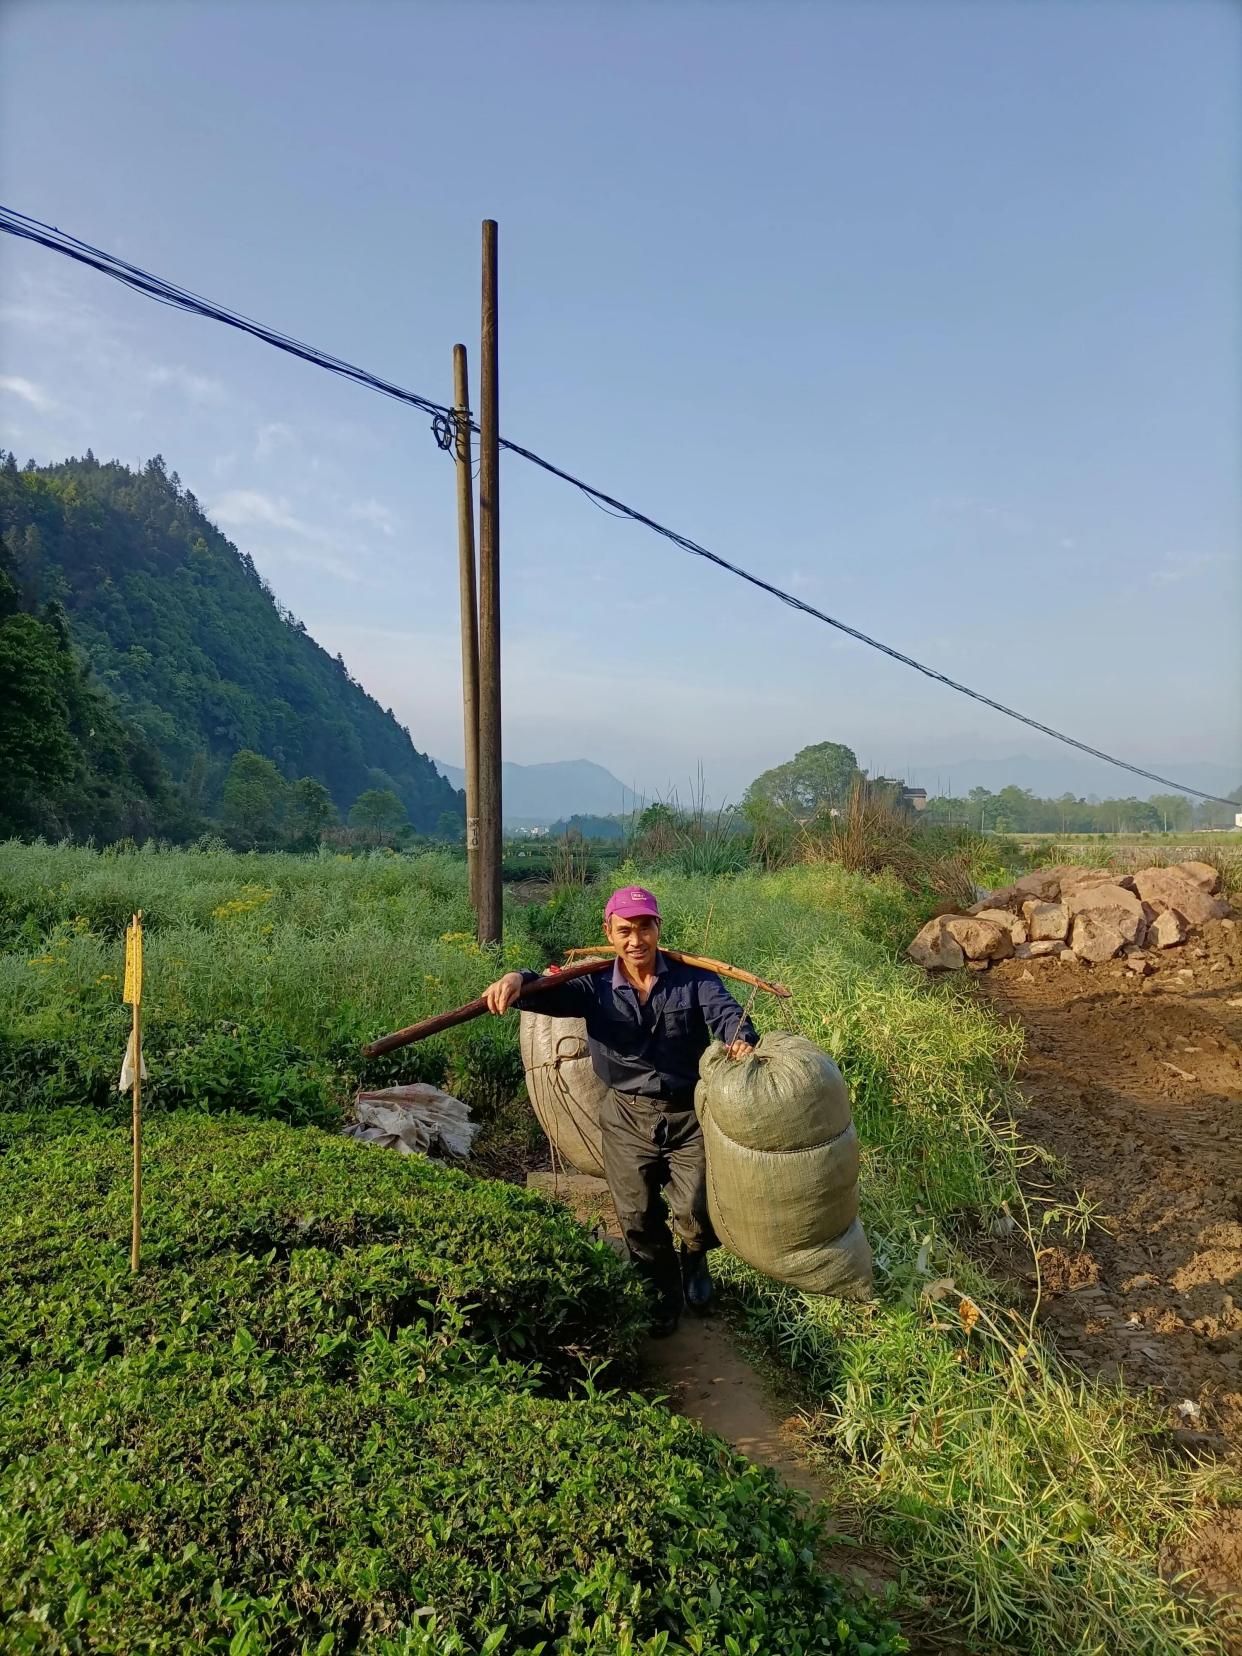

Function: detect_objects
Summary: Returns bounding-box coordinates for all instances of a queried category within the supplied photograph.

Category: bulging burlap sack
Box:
[519,1010,608,1178]
[696,1029,873,1297]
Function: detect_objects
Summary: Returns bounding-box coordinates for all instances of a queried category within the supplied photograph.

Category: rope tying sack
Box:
[519,1014,609,1179]
[696,1029,873,1298]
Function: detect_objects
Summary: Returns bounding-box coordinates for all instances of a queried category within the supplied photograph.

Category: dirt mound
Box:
[979,916,1242,1444]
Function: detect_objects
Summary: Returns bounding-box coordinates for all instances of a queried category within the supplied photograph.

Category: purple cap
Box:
[604,885,661,922]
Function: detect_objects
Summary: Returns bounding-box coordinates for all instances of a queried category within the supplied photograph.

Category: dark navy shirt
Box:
[520,952,757,1103]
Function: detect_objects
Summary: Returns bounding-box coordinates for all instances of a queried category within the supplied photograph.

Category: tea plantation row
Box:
[0,1115,903,1655]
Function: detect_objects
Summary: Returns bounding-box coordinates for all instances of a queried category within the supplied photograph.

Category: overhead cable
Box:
[1,203,1235,807]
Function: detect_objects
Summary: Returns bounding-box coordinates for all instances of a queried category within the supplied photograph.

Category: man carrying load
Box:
[483,885,756,1337]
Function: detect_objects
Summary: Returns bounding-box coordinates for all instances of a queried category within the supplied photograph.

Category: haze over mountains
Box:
[3,450,1232,845]
[433,759,638,829]
[432,752,1237,828]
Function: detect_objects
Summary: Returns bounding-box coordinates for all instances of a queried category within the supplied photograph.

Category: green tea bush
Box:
[0,1116,645,1387]
[0,1115,902,1656]
[2,1360,901,1655]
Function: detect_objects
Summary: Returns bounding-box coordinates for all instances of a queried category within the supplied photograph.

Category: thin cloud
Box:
[0,375,55,412]
[209,488,379,586]
[147,364,226,405]
[255,421,295,460]
[210,488,316,537]
[1150,551,1229,587]
[348,498,397,536]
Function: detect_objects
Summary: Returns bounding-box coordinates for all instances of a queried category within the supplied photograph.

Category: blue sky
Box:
[1,0,1238,803]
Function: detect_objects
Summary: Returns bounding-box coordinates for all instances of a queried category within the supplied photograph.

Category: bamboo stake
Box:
[123,911,144,1274]
[131,994,142,1274]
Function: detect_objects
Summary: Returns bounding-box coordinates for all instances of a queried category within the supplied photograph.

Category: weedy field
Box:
[0,840,1236,1654]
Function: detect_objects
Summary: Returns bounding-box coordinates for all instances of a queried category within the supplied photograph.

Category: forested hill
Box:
[0,453,461,833]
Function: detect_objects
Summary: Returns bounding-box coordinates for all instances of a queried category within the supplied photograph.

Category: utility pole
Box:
[476,219,503,945]
[452,343,481,910]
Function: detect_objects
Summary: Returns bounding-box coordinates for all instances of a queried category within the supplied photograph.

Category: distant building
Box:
[870,777,927,815]
[1235,811,1242,830]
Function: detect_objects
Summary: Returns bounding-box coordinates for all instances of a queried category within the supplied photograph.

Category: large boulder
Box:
[908,918,966,971]
[1024,901,1070,941]
[974,907,1028,946]
[1132,866,1228,926]
[970,866,1079,914]
[1060,868,1137,901]
[1177,860,1220,894]
[1063,881,1146,945]
[942,914,1014,961]
[1070,914,1127,962]
[1150,909,1189,948]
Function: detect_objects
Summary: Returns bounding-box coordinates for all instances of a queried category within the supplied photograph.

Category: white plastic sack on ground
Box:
[343,1083,478,1159]
[520,1008,609,1178]
[696,1029,873,1298]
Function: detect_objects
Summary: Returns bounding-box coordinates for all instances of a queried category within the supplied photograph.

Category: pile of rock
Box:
[909,860,1232,972]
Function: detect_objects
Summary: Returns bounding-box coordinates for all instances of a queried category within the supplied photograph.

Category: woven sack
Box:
[519,1010,608,1178]
[696,1029,872,1297]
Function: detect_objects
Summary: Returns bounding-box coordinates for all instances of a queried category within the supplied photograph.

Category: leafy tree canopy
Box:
[349,788,408,833]
[743,741,861,818]
[221,750,288,845]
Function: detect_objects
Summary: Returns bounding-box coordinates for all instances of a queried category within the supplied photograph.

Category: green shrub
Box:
[0,1114,903,1656]
[1,1359,902,1655]
[0,1116,644,1388]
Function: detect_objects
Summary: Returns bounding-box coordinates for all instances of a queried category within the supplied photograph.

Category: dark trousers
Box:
[598,1090,717,1310]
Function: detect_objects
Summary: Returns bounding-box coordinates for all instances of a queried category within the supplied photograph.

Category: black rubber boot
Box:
[648,1300,682,1339]
[680,1245,713,1314]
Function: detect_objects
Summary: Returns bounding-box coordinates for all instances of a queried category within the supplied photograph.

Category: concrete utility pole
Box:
[452,343,481,909]
[476,220,503,944]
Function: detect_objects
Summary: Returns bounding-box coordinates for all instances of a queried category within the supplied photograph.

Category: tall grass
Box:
[621,864,1233,1654]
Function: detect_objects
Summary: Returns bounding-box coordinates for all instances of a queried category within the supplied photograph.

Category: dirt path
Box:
[977,915,1242,1606]
[525,1171,965,1650]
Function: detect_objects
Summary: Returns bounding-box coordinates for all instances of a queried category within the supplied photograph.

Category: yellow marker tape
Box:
[123,915,143,1006]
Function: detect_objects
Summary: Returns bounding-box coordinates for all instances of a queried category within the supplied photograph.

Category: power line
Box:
[1,202,1235,807]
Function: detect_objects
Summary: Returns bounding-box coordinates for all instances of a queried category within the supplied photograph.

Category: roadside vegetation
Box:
[0,834,1235,1652]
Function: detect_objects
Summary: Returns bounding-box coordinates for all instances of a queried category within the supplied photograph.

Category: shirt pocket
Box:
[660,1004,695,1039]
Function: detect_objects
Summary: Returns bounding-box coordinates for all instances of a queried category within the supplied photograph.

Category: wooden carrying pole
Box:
[476,219,503,945]
[562,947,791,998]
[453,343,481,909]
[361,957,613,1057]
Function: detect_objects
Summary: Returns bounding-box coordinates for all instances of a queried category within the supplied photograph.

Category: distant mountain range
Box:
[434,759,637,828]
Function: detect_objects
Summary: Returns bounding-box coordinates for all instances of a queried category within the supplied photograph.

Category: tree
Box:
[221,749,287,844]
[287,776,336,845]
[1148,793,1195,833]
[0,612,76,827]
[744,742,860,819]
[349,788,408,833]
